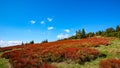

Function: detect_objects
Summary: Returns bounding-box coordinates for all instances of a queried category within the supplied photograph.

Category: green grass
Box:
[97,40,120,58]
[0,52,9,68]
[52,40,120,68]
[52,58,103,68]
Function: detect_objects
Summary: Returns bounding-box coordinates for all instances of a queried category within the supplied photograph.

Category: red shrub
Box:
[1,37,111,68]
[100,58,120,68]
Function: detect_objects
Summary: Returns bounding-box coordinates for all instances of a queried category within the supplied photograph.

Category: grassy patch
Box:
[0,52,9,68]
[52,57,104,68]
[52,62,81,68]
[97,40,120,58]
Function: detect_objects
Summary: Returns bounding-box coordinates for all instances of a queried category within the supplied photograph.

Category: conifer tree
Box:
[116,25,120,32]
[81,28,86,38]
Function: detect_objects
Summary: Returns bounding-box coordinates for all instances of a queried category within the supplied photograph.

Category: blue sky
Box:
[0,0,120,46]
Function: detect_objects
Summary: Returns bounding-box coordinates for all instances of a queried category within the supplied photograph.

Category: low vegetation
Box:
[0,25,120,68]
[100,58,120,68]
[0,37,116,68]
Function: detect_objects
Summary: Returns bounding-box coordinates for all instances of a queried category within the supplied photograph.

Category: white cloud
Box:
[57,34,69,39]
[40,21,45,24]
[0,40,22,47]
[30,20,36,24]
[47,18,53,22]
[48,26,54,30]
[64,29,70,33]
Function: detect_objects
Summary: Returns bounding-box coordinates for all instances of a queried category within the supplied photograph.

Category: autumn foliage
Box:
[0,37,111,68]
[100,58,120,68]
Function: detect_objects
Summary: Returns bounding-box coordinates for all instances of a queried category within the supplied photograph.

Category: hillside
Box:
[1,0,120,68]
[0,37,120,68]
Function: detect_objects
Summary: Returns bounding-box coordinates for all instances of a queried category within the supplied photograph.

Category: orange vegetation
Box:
[0,37,111,68]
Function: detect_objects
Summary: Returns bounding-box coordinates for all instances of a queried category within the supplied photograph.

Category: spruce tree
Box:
[30,40,34,44]
[76,30,82,39]
[116,25,120,32]
[81,28,86,38]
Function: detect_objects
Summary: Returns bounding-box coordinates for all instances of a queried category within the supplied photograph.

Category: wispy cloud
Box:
[48,26,54,30]
[40,21,45,24]
[47,18,53,22]
[57,34,69,39]
[0,40,22,47]
[64,29,70,33]
[30,20,36,24]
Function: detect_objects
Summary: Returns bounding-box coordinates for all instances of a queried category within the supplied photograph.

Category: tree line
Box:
[21,39,48,45]
[68,25,120,39]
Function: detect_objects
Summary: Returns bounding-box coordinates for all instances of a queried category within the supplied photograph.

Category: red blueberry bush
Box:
[1,37,110,68]
[99,58,120,68]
